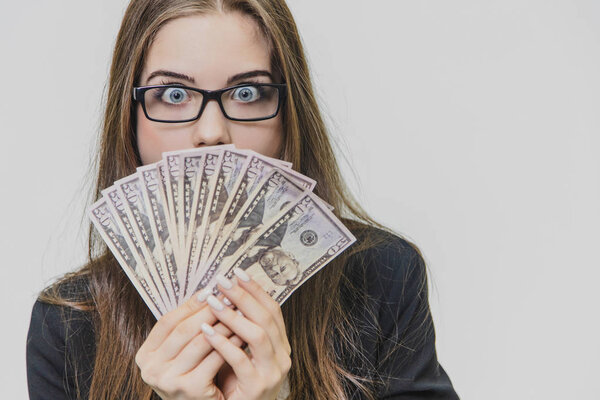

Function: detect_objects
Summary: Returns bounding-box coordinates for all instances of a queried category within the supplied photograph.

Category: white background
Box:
[1,1,599,399]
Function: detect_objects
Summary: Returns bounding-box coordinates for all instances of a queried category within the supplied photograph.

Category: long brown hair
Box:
[40,0,427,398]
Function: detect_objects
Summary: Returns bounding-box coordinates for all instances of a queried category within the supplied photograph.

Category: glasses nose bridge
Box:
[202,88,223,101]
[197,88,226,119]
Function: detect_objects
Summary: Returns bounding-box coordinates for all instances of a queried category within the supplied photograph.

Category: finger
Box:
[232,269,287,339]
[141,288,212,353]
[206,294,278,370]
[200,323,255,383]
[216,273,290,355]
[154,301,217,362]
[167,321,234,376]
[178,334,244,393]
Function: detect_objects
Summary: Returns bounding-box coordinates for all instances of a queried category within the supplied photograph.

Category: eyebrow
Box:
[145,69,274,86]
[226,70,274,85]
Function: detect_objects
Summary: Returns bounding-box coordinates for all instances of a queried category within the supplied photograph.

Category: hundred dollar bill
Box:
[201,168,309,284]
[202,150,316,264]
[176,145,235,257]
[138,163,181,304]
[89,198,164,318]
[193,149,251,272]
[101,186,172,309]
[204,191,356,303]
[114,174,178,308]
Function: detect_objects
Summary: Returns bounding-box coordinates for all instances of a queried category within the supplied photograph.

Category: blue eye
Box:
[232,86,260,102]
[161,87,189,104]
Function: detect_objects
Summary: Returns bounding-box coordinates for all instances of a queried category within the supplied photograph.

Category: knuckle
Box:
[255,312,270,328]
[282,355,292,373]
[173,319,195,338]
[156,312,175,331]
[134,350,144,368]
[265,299,280,315]
[267,319,279,336]
[249,328,267,345]
[236,289,250,305]
[182,298,199,314]
[139,363,157,386]
[188,333,208,353]
[230,349,248,366]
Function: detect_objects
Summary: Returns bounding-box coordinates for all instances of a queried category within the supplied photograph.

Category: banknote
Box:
[163,152,182,257]
[203,151,316,264]
[101,186,173,308]
[192,168,309,293]
[207,191,356,303]
[176,145,235,257]
[185,150,223,289]
[89,198,164,318]
[138,163,181,302]
[114,174,178,307]
[91,145,354,312]
[194,149,251,272]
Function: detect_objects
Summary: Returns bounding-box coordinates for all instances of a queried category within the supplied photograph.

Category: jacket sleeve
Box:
[26,300,94,400]
[349,235,460,399]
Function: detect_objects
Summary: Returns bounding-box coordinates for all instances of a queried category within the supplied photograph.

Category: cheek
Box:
[136,110,161,165]
[230,115,283,158]
[136,106,192,164]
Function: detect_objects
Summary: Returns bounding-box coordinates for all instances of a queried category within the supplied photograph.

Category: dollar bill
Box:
[101,186,173,309]
[89,198,164,318]
[194,149,251,272]
[163,152,182,257]
[91,146,353,312]
[207,191,356,303]
[198,168,309,290]
[202,151,316,264]
[178,151,205,254]
[176,145,235,258]
[138,163,181,304]
[184,149,223,290]
[114,174,178,308]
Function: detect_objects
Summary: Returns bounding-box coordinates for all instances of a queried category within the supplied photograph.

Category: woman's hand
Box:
[135,289,243,400]
[201,268,292,400]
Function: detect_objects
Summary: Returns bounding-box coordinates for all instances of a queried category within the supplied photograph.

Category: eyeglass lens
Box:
[143,85,280,121]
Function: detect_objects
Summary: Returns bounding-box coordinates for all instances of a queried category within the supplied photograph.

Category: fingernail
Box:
[207,295,224,311]
[197,288,211,303]
[236,310,244,317]
[201,322,215,336]
[216,275,233,290]
[233,268,250,282]
[223,297,232,307]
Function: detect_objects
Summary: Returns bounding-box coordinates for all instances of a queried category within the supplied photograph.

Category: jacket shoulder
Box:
[27,274,95,399]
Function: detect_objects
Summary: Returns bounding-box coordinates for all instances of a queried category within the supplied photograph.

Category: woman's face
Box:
[136,12,283,165]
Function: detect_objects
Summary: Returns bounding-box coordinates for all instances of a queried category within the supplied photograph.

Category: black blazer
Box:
[27,229,459,399]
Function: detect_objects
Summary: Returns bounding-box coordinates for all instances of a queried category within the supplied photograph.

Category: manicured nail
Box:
[233,268,250,282]
[236,310,244,317]
[223,297,232,307]
[197,288,211,303]
[207,295,224,311]
[216,275,233,290]
[201,323,215,336]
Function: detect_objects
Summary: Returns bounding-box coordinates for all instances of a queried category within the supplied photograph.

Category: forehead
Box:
[141,12,271,88]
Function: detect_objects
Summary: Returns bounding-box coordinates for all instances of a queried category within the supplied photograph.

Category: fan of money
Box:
[89,145,356,319]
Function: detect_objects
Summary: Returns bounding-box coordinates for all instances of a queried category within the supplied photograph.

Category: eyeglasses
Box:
[132,83,286,123]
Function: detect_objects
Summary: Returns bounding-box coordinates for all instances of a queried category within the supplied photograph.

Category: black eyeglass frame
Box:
[132,83,287,123]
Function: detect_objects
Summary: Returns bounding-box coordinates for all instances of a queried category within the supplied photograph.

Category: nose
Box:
[191,99,232,147]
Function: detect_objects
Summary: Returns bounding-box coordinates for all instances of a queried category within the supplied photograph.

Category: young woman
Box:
[26,1,459,399]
